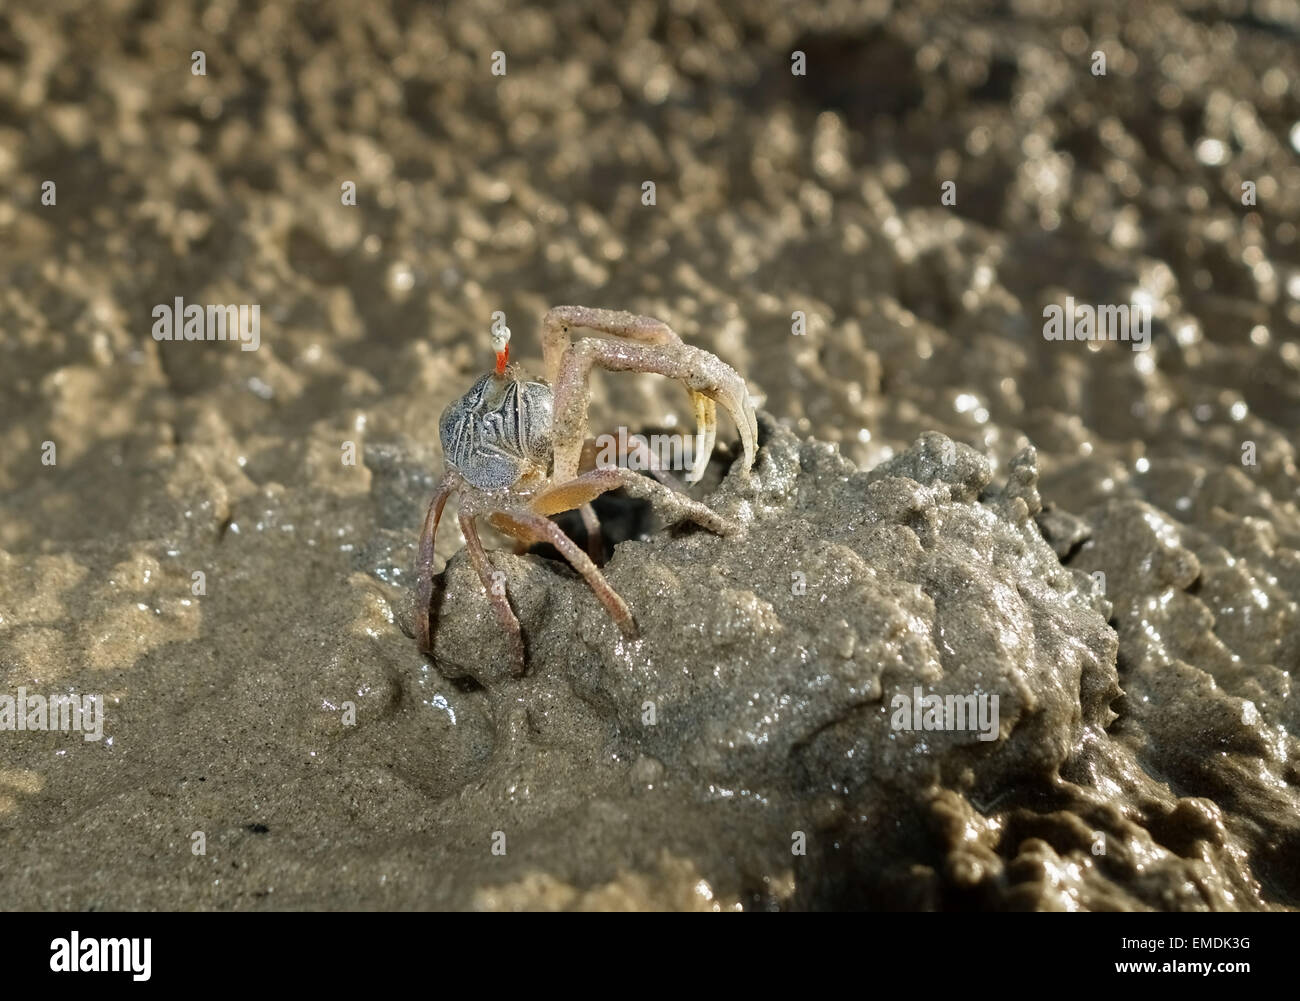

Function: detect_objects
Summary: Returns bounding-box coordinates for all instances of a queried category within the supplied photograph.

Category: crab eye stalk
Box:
[491,320,511,377]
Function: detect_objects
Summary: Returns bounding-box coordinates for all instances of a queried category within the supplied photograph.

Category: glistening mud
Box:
[0,0,1297,910]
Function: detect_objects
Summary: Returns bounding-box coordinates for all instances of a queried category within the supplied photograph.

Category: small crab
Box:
[414,305,758,675]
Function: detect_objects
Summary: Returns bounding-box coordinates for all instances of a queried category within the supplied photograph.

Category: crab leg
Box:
[530,467,736,536]
[460,511,528,675]
[413,473,456,653]
[542,306,756,484]
[577,502,603,563]
[579,433,683,490]
[492,508,637,640]
[566,422,695,565]
[542,306,680,384]
[571,430,687,564]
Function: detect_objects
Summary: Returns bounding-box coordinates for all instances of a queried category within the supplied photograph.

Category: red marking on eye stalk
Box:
[495,344,509,376]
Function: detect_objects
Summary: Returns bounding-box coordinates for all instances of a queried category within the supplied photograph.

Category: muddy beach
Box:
[1,0,1298,911]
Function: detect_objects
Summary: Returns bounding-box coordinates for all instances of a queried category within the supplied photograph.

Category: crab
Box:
[413,305,758,675]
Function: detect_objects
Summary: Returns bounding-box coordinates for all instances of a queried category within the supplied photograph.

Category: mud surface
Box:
[1,0,1298,910]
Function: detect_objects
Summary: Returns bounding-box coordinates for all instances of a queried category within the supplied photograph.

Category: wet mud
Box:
[0,0,1297,909]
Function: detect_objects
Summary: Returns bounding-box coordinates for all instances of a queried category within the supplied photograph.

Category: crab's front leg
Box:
[542,306,757,484]
[459,510,528,676]
[413,472,457,653]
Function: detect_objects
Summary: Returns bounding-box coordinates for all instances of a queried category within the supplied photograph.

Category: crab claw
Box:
[687,392,716,483]
[681,349,756,480]
[543,305,759,484]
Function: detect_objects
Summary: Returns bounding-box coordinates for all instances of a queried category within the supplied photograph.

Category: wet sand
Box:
[0,0,1298,909]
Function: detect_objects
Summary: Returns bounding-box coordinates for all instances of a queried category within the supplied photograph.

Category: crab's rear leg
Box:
[577,503,603,564]
[578,432,683,491]
[572,432,688,563]
[542,307,756,484]
[531,466,737,536]
[413,473,456,653]
[489,508,637,640]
